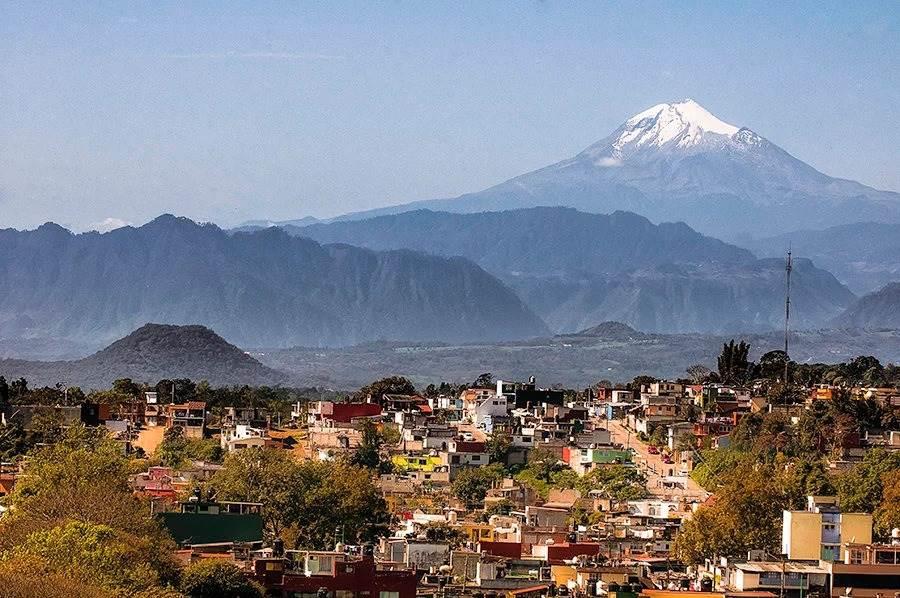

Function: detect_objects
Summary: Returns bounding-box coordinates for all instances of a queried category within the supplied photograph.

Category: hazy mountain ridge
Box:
[0,215,548,349]
[0,323,288,388]
[258,325,900,389]
[833,283,900,329]
[290,207,754,277]
[508,258,854,334]
[285,206,855,334]
[744,222,900,293]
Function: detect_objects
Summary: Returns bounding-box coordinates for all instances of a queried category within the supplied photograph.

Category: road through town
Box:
[603,418,708,501]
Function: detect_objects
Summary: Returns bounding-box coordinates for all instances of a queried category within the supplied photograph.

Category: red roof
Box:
[478,540,523,559]
[329,402,383,423]
[453,441,486,453]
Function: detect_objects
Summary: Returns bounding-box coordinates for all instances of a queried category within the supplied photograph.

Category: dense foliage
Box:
[211,447,392,549]
[180,560,263,598]
[0,427,180,595]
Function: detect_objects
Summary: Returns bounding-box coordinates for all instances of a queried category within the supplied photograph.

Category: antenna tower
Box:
[783,247,793,386]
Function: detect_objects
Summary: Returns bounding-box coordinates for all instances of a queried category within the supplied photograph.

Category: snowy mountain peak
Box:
[580,99,751,166]
[617,99,739,150]
[626,99,739,137]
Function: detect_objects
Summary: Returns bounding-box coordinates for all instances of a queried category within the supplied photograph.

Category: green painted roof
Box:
[159,512,264,546]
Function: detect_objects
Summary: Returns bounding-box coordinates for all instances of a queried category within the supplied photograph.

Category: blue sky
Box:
[1,1,897,230]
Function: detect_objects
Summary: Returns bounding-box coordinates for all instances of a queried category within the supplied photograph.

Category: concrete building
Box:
[782,496,873,561]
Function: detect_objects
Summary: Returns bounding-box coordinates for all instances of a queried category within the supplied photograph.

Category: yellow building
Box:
[782,497,873,561]
[391,454,444,472]
[459,521,499,543]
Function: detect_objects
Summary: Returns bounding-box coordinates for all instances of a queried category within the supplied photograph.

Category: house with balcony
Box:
[220,424,271,453]
[165,402,206,438]
[627,396,678,435]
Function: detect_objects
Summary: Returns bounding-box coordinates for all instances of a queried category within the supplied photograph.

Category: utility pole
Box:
[783,248,793,395]
[780,551,786,598]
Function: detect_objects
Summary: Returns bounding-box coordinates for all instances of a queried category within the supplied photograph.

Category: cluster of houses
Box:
[2,375,900,597]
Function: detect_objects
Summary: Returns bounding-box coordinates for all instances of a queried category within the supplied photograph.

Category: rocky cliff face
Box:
[0,215,548,349]
[287,207,854,334]
[833,283,900,330]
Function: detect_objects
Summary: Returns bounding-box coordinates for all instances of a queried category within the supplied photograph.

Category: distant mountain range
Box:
[332,99,900,238]
[0,324,287,388]
[258,324,900,389]
[744,222,900,294]
[10,321,900,390]
[833,283,900,330]
[282,207,855,334]
[4,99,900,363]
[0,215,547,349]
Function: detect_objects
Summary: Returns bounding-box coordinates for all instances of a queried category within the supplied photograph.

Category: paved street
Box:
[602,418,708,502]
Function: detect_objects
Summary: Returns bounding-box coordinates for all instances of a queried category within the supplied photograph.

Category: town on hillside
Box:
[1,346,899,597]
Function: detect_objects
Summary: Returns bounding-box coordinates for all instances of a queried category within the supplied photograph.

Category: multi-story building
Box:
[165,401,206,438]
[827,541,900,598]
[249,550,417,597]
[782,495,873,561]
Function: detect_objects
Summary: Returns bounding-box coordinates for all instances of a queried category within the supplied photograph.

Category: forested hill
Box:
[0,323,289,388]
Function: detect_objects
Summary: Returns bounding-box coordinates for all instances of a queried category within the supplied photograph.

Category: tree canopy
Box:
[212,447,392,549]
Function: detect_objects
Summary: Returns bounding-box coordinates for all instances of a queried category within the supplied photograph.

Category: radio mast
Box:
[783,247,792,386]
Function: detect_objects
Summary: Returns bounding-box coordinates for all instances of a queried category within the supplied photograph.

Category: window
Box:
[379,593,400,598]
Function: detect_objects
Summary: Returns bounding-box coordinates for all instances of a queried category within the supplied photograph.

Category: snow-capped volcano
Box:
[609,99,738,150]
[337,99,900,237]
[582,99,758,167]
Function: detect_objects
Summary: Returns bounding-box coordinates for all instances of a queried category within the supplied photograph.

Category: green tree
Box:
[675,462,789,563]
[0,421,28,460]
[213,449,391,549]
[156,425,222,467]
[875,474,900,537]
[210,447,305,539]
[10,520,166,591]
[486,431,512,464]
[755,350,790,383]
[836,449,900,514]
[112,378,143,399]
[180,560,263,598]
[482,499,514,521]
[0,427,179,592]
[717,340,751,384]
[472,372,495,388]
[451,465,503,508]
[0,556,119,598]
[676,431,697,453]
[423,522,466,547]
[648,425,668,448]
[576,465,648,501]
[8,377,28,401]
[350,419,384,470]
